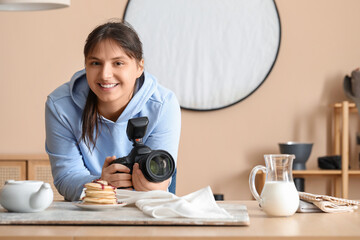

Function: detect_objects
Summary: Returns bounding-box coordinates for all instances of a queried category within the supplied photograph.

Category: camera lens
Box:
[139,150,175,182]
[149,155,169,176]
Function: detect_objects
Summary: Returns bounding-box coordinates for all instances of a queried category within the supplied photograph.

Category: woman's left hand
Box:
[132,163,170,191]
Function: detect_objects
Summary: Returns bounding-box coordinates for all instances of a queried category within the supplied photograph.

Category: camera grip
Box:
[112,158,133,173]
[112,158,134,189]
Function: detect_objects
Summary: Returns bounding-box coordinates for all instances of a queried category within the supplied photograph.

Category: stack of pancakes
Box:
[82,179,117,205]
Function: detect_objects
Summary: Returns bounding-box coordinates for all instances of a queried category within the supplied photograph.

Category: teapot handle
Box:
[249,165,266,205]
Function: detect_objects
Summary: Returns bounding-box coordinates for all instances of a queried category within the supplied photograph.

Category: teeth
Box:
[100,83,117,88]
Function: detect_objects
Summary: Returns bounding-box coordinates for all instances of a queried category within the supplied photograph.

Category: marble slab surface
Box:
[0,202,250,226]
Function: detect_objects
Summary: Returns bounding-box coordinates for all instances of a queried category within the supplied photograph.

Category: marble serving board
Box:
[0,202,249,226]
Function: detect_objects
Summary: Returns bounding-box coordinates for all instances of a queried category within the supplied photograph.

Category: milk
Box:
[260,181,299,217]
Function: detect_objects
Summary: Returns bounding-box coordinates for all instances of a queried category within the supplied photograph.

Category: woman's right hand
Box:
[101,156,133,189]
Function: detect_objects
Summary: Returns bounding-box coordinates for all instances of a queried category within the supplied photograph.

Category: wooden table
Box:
[0,200,359,240]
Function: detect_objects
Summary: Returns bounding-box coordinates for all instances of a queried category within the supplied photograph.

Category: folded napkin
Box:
[116,186,233,219]
[298,192,360,213]
[297,200,323,213]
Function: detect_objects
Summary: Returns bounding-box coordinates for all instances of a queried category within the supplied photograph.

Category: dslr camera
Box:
[112,117,175,182]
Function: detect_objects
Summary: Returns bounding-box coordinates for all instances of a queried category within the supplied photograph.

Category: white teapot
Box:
[0,180,53,212]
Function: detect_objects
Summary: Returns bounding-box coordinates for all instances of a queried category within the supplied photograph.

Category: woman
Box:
[45,20,181,201]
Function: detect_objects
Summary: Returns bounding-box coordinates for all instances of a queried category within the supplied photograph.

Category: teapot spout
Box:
[30,183,54,211]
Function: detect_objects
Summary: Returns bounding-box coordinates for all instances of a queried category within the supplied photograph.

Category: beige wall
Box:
[1,0,360,200]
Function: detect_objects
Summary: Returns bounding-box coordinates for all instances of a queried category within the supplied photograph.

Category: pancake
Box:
[82,179,117,205]
[84,190,116,198]
[82,197,117,205]
[84,181,116,192]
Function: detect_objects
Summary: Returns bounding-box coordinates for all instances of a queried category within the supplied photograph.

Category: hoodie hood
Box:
[69,69,158,123]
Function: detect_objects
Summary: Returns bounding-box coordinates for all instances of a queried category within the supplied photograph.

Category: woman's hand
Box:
[132,163,170,191]
[101,156,133,189]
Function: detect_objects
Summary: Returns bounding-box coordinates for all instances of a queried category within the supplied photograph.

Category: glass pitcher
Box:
[249,154,299,217]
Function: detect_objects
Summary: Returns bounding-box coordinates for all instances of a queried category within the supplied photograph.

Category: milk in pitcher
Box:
[260,181,299,217]
[249,154,299,217]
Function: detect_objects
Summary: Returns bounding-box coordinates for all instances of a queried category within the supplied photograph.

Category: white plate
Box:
[73,201,127,211]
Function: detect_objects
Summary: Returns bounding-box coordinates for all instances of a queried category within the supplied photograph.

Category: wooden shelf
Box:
[349,170,360,175]
[293,169,360,175]
[333,102,357,110]
[256,102,360,199]
[331,101,359,198]
[256,169,342,196]
[293,169,342,175]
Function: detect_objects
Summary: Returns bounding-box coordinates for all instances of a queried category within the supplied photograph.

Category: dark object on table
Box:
[214,194,224,201]
[279,142,313,170]
[318,155,341,169]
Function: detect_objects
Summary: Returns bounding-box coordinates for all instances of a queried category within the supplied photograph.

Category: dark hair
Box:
[81,20,143,150]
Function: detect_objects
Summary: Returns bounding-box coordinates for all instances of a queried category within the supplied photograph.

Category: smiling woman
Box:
[45,20,181,201]
[84,39,144,122]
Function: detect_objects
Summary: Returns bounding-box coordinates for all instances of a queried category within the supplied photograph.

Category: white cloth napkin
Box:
[297,200,322,213]
[116,186,233,219]
[298,192,360,213]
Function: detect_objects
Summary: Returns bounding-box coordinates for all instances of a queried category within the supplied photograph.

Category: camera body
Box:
[112,117,175,182]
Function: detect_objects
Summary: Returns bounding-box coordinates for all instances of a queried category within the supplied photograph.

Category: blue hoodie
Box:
[45,69,181,201]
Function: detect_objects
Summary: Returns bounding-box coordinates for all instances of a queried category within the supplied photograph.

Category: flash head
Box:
[126,117,149,141]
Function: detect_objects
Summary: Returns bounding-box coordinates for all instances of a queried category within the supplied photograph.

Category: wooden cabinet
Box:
[0,155,63,201]
[0,160,26,188]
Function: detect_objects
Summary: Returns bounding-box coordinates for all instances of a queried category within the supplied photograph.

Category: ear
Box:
[137,59,144,78]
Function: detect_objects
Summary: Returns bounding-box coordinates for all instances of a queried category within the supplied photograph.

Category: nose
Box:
[101,63,113,80]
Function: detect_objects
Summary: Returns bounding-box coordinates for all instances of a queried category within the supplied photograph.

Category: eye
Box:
[90,61,100,66]
[115,61,123,66]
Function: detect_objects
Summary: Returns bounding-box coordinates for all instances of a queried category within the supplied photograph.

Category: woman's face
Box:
[85,39,144,110]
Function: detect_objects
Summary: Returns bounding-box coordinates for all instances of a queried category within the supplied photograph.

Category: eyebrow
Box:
[87,56,127,61]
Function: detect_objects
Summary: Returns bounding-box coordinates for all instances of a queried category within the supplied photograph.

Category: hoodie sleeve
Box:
[45,96,99,201]
[145,91,181,168]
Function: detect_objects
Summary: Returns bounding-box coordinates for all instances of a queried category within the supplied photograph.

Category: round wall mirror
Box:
[124,0,281,111]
